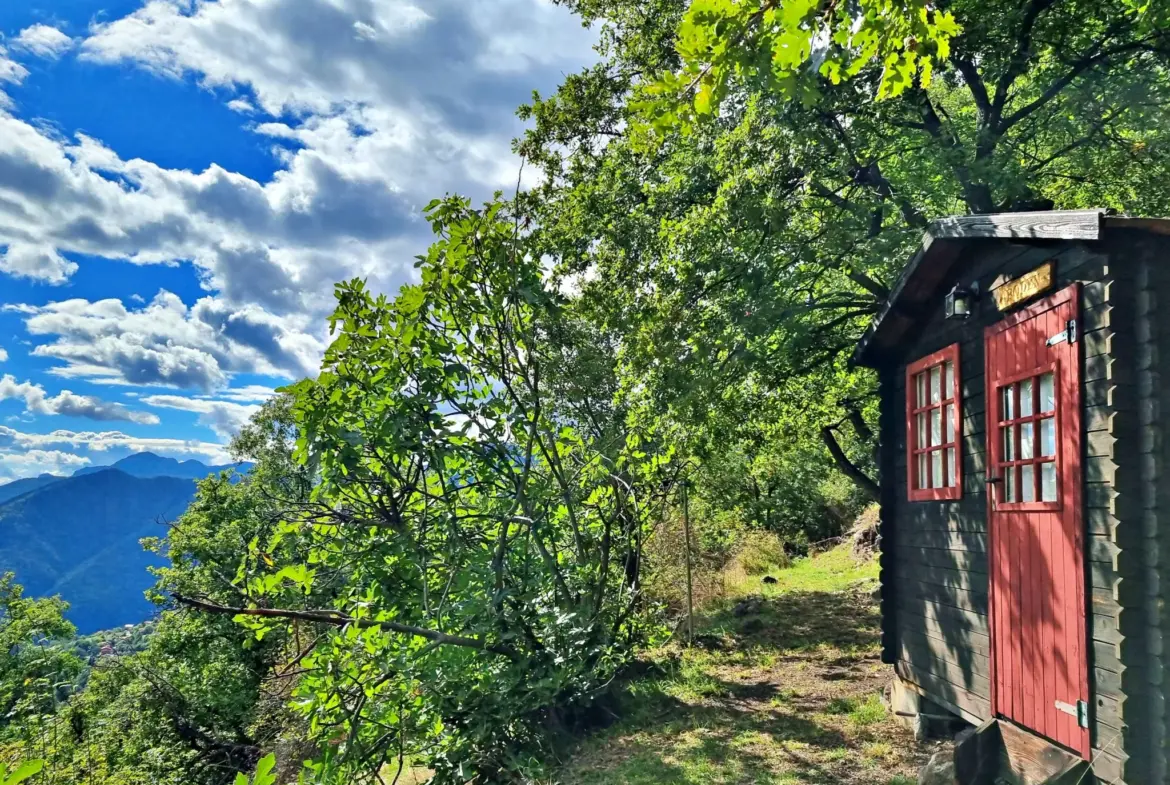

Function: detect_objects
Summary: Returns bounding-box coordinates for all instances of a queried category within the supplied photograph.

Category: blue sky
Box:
[0,0,596,482]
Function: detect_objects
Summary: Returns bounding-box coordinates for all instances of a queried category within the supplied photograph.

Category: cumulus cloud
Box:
[0,0,596,399]
[0,348,6,362]
[13,24,75,59]
[0,243,78,284]
[17,292,322,391]
[0,424,229,462]
[0,45,29,86]
[0,448,90,481]
[141,394,260,439]
[0,374,160,424]
[225,97,255,113]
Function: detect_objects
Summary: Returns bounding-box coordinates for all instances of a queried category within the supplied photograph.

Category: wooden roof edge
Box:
[850,209,1167,369]
[1103,215,1170,235]
[929,209,1106,241]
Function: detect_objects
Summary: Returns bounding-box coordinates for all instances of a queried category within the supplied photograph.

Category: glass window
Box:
[907,345,961,501]
[1040,417,1056,457]
[1041,463,1058,502]
[1020,377,1034,418]
[1040,372,1055,413]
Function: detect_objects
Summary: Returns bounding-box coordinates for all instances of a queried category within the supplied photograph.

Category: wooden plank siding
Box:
[876,238,1142,780]
[1118,231,1170,783]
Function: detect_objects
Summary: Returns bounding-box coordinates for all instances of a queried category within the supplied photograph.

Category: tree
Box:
[51,396,316,785]
[523,0,1170,498]
[177,196,678,782]
[0,574,81,772]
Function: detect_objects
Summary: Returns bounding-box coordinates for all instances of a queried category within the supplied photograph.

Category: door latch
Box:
[1047,319,1077,346]
[1055,699,1089,729]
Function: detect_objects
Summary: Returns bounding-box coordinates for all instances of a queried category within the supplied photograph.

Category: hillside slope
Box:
[0,469,198,632]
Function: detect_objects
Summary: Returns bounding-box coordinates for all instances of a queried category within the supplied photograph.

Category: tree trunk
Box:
[820,426,879,501]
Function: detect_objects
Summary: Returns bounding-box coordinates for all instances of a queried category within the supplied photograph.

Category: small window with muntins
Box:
[906,344,961,501]
[995,368,1059,507]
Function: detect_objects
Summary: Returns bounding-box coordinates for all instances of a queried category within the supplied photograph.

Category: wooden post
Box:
[682,478,694,646]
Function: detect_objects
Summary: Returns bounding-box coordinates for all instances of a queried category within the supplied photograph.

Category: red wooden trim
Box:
[985,282,1078,337]
[905,343,961,502]
[983,284,1088,757]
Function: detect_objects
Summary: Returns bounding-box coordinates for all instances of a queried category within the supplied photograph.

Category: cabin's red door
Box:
[984,284,1088,757]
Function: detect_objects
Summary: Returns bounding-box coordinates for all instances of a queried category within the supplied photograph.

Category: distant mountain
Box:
[73,452,251,480]
[0,453,252,633]
[0,469,199,633]
[0,473,62,505]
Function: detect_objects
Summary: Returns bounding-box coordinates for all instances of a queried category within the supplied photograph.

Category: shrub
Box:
[728,530,790,576]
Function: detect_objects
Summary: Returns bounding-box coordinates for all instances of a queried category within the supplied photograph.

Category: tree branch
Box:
[173,594,520,660]
[820,426,879,501]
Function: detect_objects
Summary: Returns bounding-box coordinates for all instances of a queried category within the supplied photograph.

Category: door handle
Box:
[986,472,1002,505]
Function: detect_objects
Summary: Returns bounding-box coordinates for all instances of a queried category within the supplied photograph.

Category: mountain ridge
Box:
[0,453,253,633]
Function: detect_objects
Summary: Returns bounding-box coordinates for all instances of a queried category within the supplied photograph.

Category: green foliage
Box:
[0,760,43,785]
[729,531,790,576]
[637,0,961,132]
[215,196,680,782]
[233,754,276,785]
[0,574,82,747]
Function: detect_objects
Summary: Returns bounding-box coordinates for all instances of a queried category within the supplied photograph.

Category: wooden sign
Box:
[993,261,1054,311]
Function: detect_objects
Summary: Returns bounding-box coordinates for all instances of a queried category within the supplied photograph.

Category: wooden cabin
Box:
[853,209,1170,784]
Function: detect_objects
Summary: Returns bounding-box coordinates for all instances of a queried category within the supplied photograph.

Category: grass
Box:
[552,545,933,785]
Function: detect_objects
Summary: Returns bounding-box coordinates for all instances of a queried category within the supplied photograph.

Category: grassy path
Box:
[554,547,936,784]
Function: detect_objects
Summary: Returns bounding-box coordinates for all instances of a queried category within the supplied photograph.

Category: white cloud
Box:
[0,448,89,480]
[0,45,29,86]
[17,292,322,392]
[0,243,79,284]
[0,374,160,424]
[0,424,230,462]
[13,24,75,59]
[200,384,276,403]
[141,394,260,440]
[226,97,255,113]
[0,348,6,362]
[0,0,597,397]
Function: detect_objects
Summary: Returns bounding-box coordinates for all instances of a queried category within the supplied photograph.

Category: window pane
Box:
[1040,417,1056,457]
[930,366,942,404]
[947,447,957,487]
[1040,372,1055,413]
[1003,425,1015,461]
[918,454,928,490]
[1021,422,1034,460]
[1041,463,1058,502]
[1005,467,1016,502]
[931,408,942,447]
[1020,377,1034,418]
[946,404,956,443]
[932,450,943,489]
[1002,384,1015,420]
[1021,464,1036,503]
[916,373,926,407]
[945,361,955,400]
[917,413,927,450]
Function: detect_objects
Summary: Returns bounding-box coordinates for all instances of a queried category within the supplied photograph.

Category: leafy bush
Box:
[728,531,790,576]
[198,197,678,783]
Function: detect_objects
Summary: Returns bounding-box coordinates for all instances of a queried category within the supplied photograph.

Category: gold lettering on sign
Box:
[993,261,1054,311]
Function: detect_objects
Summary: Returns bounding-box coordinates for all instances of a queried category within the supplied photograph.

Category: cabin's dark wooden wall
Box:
[874,235,1147,783]
[1114,229,1170,784]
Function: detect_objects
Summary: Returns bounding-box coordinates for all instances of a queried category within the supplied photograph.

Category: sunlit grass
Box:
[554,545,927,785]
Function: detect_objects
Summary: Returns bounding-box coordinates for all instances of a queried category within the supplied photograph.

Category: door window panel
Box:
[996,368,1060,508]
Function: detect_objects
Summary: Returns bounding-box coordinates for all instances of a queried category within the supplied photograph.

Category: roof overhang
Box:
[852,210,1110,368]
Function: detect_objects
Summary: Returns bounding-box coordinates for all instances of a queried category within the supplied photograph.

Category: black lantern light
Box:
[945,281,979,320]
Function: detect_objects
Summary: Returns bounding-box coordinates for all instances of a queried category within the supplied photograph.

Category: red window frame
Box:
[906,344,962,501]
